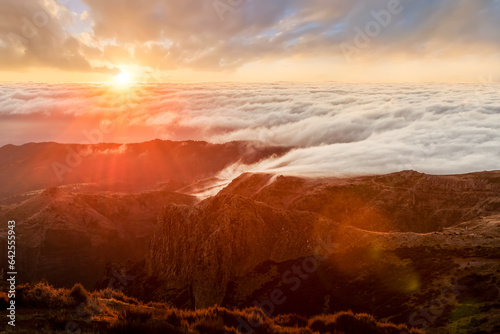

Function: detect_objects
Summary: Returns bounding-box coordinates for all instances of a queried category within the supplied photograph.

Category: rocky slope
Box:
[143,203,500,333]
[0,187,196,288]
[140,170,500,332]
[221,170,500,232]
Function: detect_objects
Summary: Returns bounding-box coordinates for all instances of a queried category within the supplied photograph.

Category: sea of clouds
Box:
[0,82,499,177]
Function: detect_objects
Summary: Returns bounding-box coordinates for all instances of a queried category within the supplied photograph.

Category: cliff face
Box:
[147,194,342,308]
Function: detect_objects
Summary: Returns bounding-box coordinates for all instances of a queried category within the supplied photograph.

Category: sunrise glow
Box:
[0,0,498,83]
[114,70,132,87]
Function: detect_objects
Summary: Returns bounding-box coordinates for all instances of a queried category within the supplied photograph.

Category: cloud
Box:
[83,0,500,72]
[0,0,499,76]
[0,82,499,178]
[0,0,117,73]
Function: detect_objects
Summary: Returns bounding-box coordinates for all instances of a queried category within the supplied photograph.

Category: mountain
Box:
[3,168,500,332]
[0,140,291,202]
[0,186,196,288]
[135,171,500,332]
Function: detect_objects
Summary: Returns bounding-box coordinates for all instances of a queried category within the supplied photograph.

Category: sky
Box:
[1,0,500,83]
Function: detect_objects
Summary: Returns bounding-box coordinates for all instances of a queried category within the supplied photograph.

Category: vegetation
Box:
[5,282,423,333]
[69,283,89,305]
[309,311,421,334]
[16,282,72,308]
[96,287,140,305]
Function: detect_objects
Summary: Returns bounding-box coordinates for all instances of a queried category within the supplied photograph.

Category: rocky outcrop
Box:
[147,194,343,308]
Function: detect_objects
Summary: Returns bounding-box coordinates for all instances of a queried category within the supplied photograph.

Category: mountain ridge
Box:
[0,139,292,201]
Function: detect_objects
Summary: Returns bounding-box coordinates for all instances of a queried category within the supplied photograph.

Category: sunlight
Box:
[114,70,132,87]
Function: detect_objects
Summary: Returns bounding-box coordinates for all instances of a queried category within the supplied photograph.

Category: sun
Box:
[114,70,132,86]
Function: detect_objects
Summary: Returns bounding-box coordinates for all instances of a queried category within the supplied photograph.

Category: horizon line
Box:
[0,80,496,85]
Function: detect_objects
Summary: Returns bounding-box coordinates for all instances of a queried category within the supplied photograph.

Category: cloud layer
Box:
[1,82,499,177]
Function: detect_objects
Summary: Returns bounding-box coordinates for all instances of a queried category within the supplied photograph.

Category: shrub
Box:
[69,283,88,306]
[274,313,309,328]
[308,311,423,334]
[10,283,423,334]
[165,310,183,327]
[270,327,314,334]
[87,294,107,316]
[335,312,378,333]
[308,317,331,333]
[16,282,69,308]
[240,307,272,334]
[205,306,241,328]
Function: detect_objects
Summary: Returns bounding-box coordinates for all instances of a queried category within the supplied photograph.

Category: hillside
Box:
[0,187,196,288]
[146,193,353,308]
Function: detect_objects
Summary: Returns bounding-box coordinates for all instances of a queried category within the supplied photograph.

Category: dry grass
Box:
[17,282,72,308]
[309,311,422,334]
[96,287,139,305]
[14,282,423,334]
